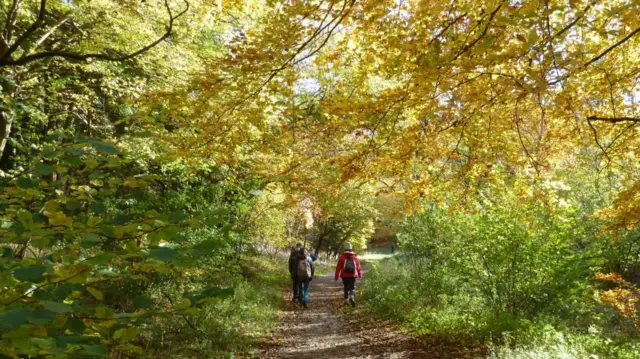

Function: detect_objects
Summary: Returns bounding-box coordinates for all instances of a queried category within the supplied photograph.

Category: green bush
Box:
[139,256,288,358]
[363,184,640,358]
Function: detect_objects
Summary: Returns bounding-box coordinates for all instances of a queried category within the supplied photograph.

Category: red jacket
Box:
[335,251,362,280]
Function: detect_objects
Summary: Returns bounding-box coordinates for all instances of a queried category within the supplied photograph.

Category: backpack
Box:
[344,257,356,274]
[297,258,311,280]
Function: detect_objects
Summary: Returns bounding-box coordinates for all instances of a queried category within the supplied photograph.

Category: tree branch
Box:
[587,116,640,123]
[1,269,90,307]
[450,2,504,62]
[586,117,611,162]
[3,0,23,43]
[0,0,46,63]
[0,0,189,67]
[538,1,594,50]
[34,16,69,48]
[584,25,640,68]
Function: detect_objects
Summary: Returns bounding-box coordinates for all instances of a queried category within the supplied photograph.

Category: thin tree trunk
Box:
[0,111,13,159]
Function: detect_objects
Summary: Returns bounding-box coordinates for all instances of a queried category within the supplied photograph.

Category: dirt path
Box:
[257,268,479,359]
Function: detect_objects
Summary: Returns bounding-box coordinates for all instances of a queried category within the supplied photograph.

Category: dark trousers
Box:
[342,277,356,299]
[291,278,298,299]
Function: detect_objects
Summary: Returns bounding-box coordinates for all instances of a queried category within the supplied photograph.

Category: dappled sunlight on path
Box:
[256,269,480,359]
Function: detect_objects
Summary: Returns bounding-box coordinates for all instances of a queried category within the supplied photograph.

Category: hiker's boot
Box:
[349,294,356,307]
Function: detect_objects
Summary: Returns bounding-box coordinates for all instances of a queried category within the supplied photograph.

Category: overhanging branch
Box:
[587,116,640,123]
[584,26,640,68]
[0,0,46,63]
[0,0,189,67]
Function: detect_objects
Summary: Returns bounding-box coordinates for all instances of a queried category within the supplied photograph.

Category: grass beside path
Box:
[141,255,289,359]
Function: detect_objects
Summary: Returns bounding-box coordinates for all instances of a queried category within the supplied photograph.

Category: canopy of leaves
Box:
[1,0,640,357]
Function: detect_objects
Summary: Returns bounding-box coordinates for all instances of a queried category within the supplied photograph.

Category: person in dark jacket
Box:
[294,248,315,308]
[334,242,362,307]
[288,242,303,301]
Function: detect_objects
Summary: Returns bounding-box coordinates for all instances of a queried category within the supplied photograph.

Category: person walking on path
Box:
[288,242,303,301]
[334,242,362,307]
[294,247,315,308]
[391,241,396,254]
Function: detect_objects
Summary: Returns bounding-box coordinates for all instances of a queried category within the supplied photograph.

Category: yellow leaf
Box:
[87,287,104,300]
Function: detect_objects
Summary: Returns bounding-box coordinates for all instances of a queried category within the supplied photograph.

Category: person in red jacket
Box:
[334,242,362,307]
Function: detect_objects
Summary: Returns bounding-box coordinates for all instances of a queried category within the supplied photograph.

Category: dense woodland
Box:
[0,0,639,358]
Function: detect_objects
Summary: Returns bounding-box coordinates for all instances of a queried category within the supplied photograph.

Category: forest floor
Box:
[256,262,485,359]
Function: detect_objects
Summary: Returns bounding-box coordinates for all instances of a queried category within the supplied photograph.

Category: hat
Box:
[296,242,303,248]
[344,242,353,251]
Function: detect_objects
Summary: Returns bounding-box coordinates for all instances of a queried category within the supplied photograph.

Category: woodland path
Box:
[257,264,482,359]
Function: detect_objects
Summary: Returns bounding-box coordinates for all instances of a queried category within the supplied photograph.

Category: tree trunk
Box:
[315,233,325,254]
[0,111,13,160]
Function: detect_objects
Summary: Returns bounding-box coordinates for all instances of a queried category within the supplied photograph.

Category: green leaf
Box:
[30,337,56,348]
[85,253,115,266]
[113,327,139,343]
[90,170,105,179]
[27,310,57,325]
[168,211,188,223]
[81,233,102,248]
[55,335,99,348]
[62,146,85,156]
[190,287,234,304]
[109,215,128,225]
[35,163,55,176]
[42,301,73,313]
[0,220,13,229]
[161,226,180,239]
[97,269,119,277]
[0,308,32,329]
[133,295,152,309]
[1,246,14,258]
[149,247,177,262]
[92,142,118,155]
[17,210,34,230]
[13,265,47,282]
[91,202,107,215]
[83,344,108,357]
[61,156,83,167]
[66,201,81,211]
[193,239,219,253]
[16,177,37,189]
[205,217,222,227]
[118,344,143,354]
[478,35,495,50]
[87,287,104,300]
[33,287,56,301]
[54,284,76,300]
[69,318,86,333]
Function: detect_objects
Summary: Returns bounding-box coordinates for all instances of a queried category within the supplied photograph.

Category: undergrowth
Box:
[363,257,640,359]
[136,255,289,359]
